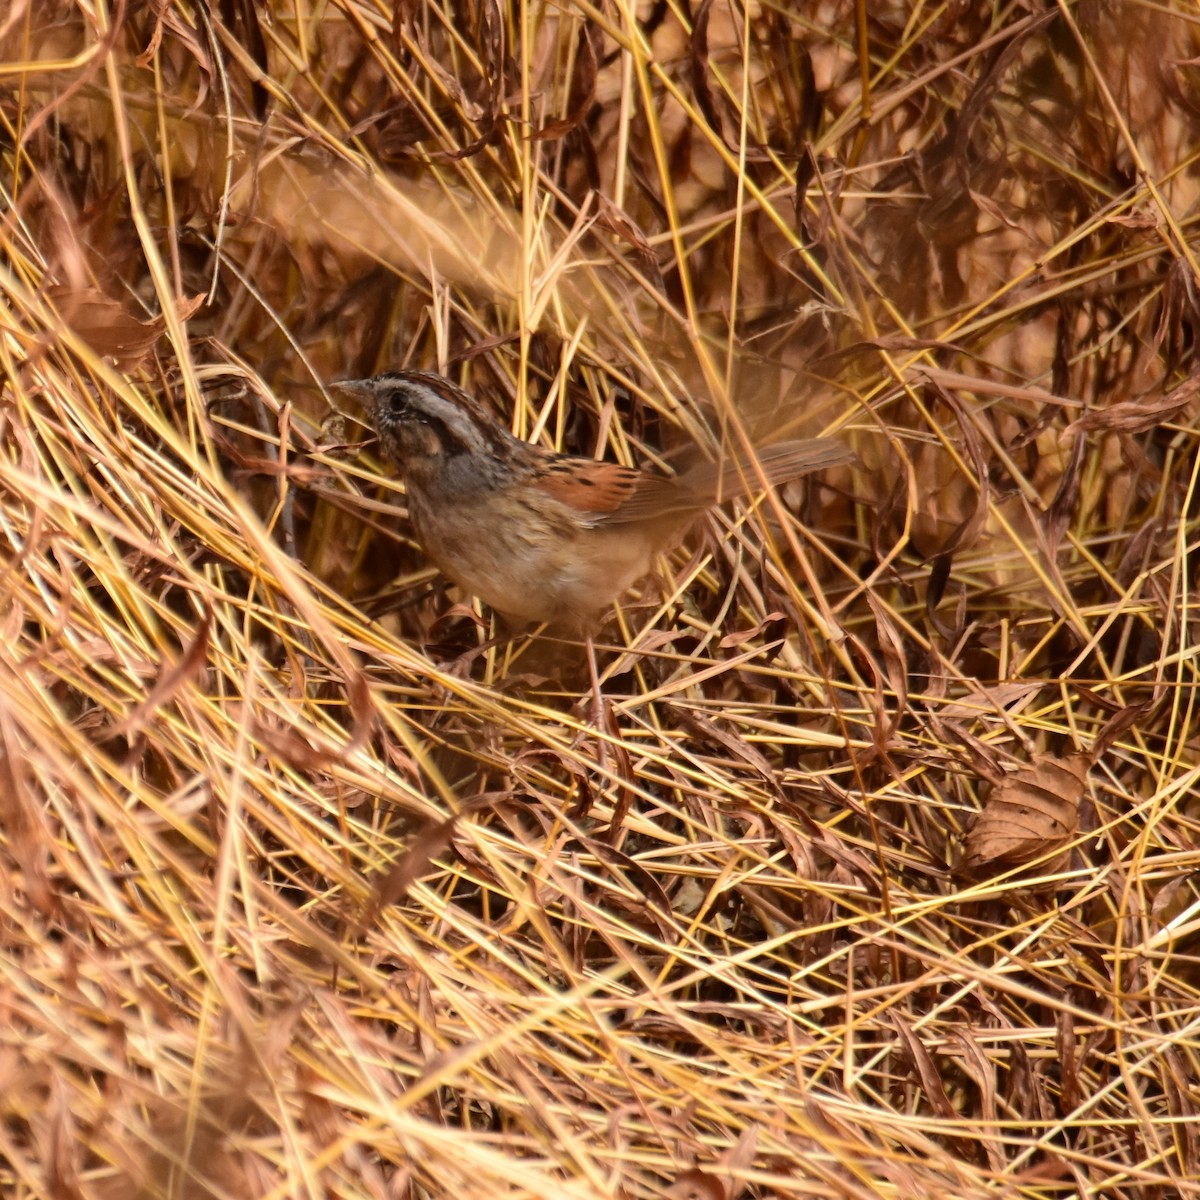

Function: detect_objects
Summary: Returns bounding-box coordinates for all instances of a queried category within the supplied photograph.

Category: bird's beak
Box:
[332,378,373,400]
[330,380,378,422]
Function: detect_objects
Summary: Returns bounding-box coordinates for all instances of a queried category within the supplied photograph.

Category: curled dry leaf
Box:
[531,24,596,141]
[959,752,1088,873]
[594,193,665,294]
[662,1125,758,1200]
[46,285,204,368]
[108,606,212,737]
[362,793,508,927]
[690,0,773,163]
[1065,376,1199,435]
[1088,700,1148,760]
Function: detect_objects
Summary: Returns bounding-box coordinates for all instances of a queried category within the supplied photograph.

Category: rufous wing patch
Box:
[538,459,700,524]
[537,459,644,515]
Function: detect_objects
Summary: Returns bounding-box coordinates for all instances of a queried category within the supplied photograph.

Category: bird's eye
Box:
[390,392,430,423]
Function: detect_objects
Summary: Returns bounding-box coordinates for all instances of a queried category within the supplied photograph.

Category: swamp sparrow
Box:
[338,370,851,628]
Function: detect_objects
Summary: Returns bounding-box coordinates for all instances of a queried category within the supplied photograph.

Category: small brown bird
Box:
[338,370,851,628]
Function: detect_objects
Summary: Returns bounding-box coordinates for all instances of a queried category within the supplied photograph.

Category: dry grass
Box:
[2,1,1199,1197]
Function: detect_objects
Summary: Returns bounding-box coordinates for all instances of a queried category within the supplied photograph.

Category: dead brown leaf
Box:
[1066,376,1199,435]
[252,668,375,771]
[889,1012,957,1120]
[1043,423,1087,554]
[959,753,1088,873]
[370,811,463,915]
[531,24,596,141]
[665,1168,727,1200]
[365,793,503,923]
[46,285,205,368]
[594,193,665,293]
[108,606,212,738]
[690,0,773,163]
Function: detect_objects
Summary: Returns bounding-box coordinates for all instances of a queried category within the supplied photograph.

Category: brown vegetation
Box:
[1,1,1198,1197]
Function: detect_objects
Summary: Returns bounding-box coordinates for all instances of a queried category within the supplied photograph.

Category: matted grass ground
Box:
[1,2,1199,1197]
